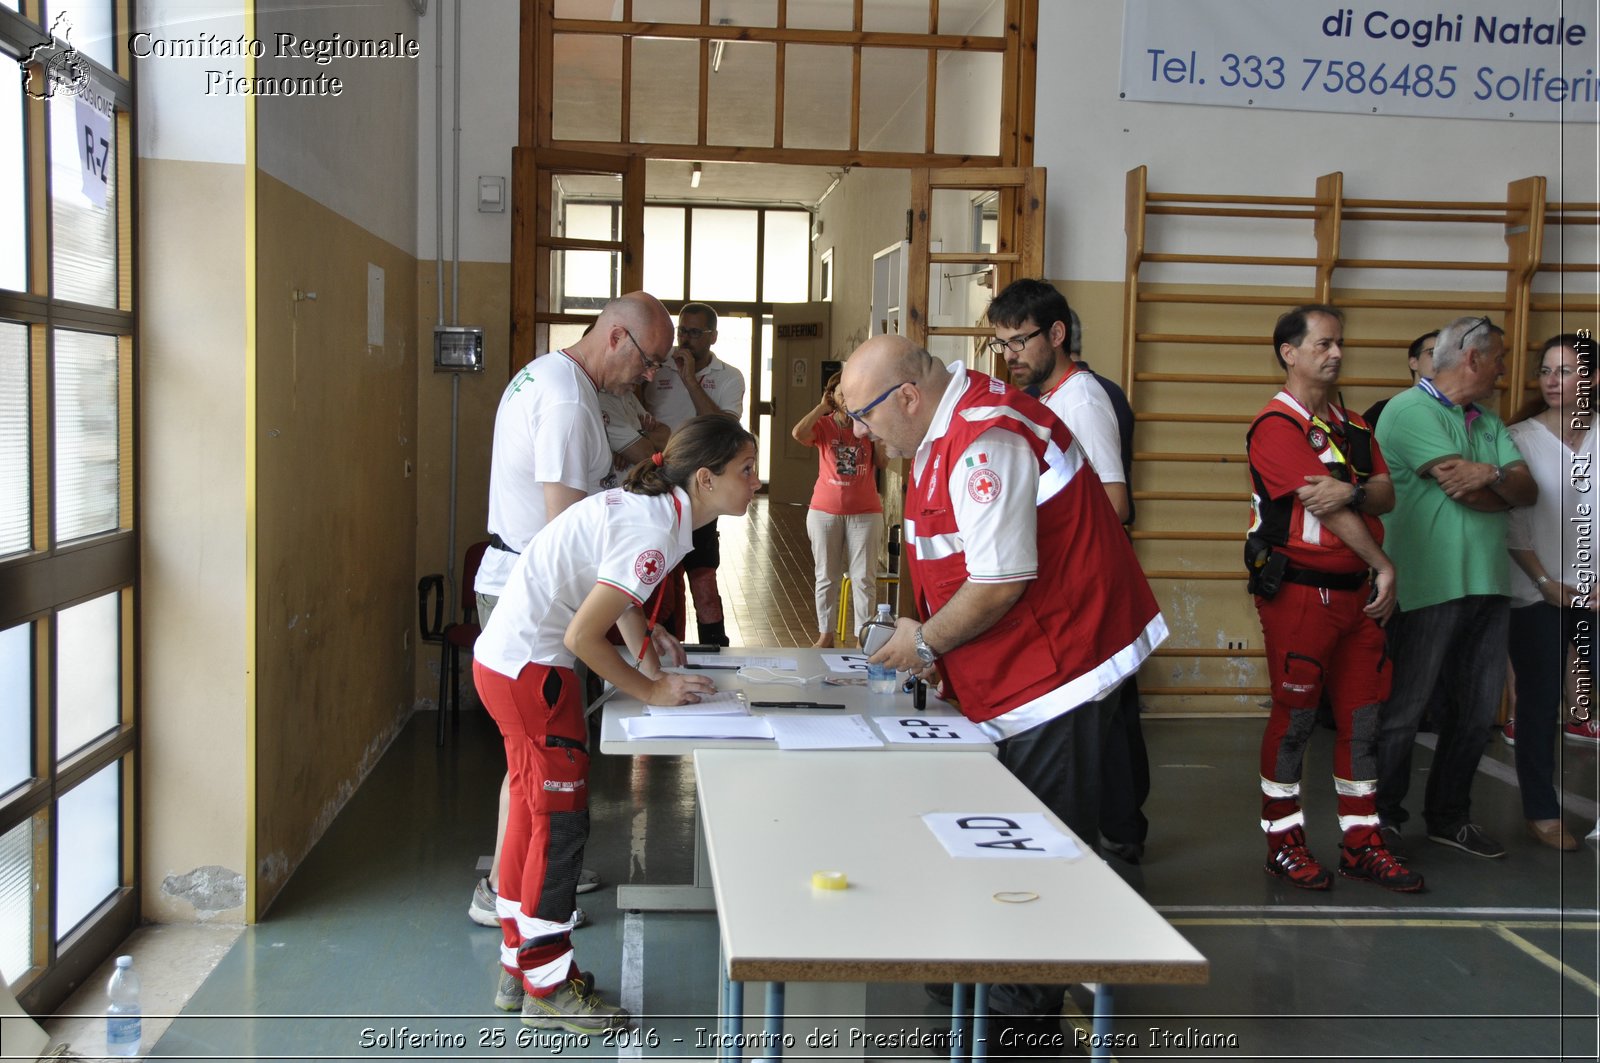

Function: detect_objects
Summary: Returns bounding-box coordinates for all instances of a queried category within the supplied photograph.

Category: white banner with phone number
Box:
[1120,0,1599,123]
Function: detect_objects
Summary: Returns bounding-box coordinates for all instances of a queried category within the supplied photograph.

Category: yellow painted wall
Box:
[139,157,250,922]
[251,173,418,911]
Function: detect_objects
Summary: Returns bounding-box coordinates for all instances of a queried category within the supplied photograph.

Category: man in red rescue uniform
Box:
[843,334,1166,1045]
[1246,305,1423,892]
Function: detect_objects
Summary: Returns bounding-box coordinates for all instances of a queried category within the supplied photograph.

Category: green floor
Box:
[150,709,1600,1061]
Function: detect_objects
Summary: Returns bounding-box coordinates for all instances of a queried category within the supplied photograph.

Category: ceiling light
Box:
[690,163,702,189]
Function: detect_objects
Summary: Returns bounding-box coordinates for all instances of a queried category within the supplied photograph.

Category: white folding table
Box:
[695,748,1209,1063]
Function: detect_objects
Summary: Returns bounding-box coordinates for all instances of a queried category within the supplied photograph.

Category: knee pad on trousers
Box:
[535,808,590,923]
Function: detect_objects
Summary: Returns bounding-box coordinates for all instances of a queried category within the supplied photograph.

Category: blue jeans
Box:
[1375,595,1508,834]
[1507,602,1592,820]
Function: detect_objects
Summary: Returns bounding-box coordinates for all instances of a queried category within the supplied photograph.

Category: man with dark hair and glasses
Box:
[1374,314,1536,861]
[644,302,746,645]
[466,292,679,946]
[839,333,1166,1042]
[987,279,1129,523]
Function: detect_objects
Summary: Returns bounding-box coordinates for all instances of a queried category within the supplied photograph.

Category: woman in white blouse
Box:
[1505,333,1596,852]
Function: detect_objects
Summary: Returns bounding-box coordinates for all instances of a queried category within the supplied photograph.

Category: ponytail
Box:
[623,414,757,495]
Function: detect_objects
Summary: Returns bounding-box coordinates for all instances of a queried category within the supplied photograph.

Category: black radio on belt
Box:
[1245,536,1287,599]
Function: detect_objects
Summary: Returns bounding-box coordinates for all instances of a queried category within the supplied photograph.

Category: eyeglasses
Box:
[1459,316,1493,345]
[985,327,1045,357]
[844,381,908,422]
[621,327,671,372]
[676,326,712,339]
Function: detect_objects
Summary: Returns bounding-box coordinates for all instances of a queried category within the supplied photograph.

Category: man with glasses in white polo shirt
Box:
[644,302,746,646]
[467,292,676,937]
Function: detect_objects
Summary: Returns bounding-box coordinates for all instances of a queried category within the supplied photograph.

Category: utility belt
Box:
[1246,537,1369,598]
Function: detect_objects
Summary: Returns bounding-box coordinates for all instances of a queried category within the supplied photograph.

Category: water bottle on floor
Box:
[860,604,899,695]
[106,955,142,1057]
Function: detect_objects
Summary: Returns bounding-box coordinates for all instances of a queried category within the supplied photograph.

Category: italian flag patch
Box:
[964,453,988,468]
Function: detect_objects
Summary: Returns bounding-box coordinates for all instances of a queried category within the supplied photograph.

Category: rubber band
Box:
[993,891,1039,904]
[651,452,664,466]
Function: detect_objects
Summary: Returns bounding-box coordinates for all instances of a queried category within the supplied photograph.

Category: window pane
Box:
[53,328,119,541]
[934,49,1002,156]
[555,249,619,309]
[707,40,774,147]
[49,91,117,306]
[0,322,28,555]
[552,34,619,142]
[861,47,925,153]
[643,207,685,301]
[631,37,697,144]
[55,758,119,941]
[0,816,34,985]
[0,55,24,292]
[0,621,31,795]
[631,0,697,21]
[864,0,930,32]
[47,1,116,69]
[56,590,120,759]
[762,211,809,302]
[783,46,852,150]
[689,209,757,302]
[704,314,752,427]
[564,202,615,241]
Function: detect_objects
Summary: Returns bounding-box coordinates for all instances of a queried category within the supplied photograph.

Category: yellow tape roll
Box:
[811,870,848,890]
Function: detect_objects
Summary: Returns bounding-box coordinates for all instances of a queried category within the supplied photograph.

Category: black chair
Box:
[418,540,491,745]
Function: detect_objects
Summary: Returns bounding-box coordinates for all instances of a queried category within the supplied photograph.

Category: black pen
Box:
[750,701,847,709]
[685,663,739,670]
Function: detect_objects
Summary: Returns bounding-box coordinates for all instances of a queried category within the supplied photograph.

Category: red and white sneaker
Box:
[1565,718,1600,745]
[1265,827,1332,890]
[1339,841,1426,893]
[1502,718,1517,747]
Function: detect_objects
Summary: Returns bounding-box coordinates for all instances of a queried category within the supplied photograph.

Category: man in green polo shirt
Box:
[1374,315,1535,860]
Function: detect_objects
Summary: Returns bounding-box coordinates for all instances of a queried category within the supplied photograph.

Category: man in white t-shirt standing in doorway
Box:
[467,292,677,932]
[644,302,746,645]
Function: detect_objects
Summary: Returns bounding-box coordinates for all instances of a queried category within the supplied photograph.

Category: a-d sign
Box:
[776,323,821,338]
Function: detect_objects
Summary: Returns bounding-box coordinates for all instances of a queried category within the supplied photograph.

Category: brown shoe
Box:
[1526,819,1579,852]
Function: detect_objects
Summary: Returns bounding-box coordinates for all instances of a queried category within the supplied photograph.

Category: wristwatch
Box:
[912,625,937,666]
[1491,464,1506,487]
[1349,482,1367,511]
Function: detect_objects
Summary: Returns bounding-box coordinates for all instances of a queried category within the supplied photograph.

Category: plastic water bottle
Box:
[860,604,899,695]
[105,955,141,1057]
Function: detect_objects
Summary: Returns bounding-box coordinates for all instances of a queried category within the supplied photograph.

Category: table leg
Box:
[949,983,970,1063]
[616,799,717,911]
[972,984,990,1063]
[724,976,744,1063]
[763,982,785,1060]
[1090,984,1114,1063]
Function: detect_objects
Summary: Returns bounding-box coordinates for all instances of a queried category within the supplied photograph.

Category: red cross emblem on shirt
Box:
[635,549,667,585]
[967,468,1003,504]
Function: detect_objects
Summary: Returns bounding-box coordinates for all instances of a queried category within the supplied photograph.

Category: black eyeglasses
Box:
[985,327,1044,356]
[622,327,671,372]
[844,381,908,422]
[1459,316,1493,345]
[676,326,712,339]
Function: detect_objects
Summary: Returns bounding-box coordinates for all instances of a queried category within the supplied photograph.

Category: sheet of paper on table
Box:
[922,812,1083,859]
[872,714,988,745]
[644,691,748,716]
[819,652,871,674]
[622,715,775,741]
[684,654,799,670]
[765,714,884,750]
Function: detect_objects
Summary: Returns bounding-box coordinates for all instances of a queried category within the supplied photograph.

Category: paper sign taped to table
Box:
[820,652,871,673]
[922,813,1082,859]
[767,714,884,750]
[873,715,989,744]
[645,692,748,715]
[685,654,799,670]
[622,716,775,741]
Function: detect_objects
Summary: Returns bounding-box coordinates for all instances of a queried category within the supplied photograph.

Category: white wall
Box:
[135,0,247,164]
[414,0,520,266]
[1036,1,1599,283]
[255,0,421,255]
